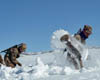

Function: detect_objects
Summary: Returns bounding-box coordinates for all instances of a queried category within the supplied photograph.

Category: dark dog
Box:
[0,55,4,66]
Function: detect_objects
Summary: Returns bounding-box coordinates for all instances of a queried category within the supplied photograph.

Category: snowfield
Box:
[0,29,100,80]
[0,48,100,80]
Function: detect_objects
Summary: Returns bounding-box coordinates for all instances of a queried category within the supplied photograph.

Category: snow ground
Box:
[0,48,100,80]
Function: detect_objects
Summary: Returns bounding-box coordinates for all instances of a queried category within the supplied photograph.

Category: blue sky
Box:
[0,0,100,52]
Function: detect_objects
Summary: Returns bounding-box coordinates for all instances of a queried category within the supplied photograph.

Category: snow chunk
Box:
[33,57,49,78]
[49,66,63,75]
[64,67,80,75]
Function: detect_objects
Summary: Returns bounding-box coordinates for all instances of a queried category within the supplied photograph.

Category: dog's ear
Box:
[84,25,88,29]
[84,25,92,31]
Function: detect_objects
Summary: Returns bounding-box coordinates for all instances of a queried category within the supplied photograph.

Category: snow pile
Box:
[33,57,49,78]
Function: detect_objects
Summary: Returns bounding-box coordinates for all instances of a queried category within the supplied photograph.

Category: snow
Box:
[0,48,100,80]
[0,29,100,80]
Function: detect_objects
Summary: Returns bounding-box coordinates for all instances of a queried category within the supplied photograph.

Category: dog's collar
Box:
[79,31,88,40]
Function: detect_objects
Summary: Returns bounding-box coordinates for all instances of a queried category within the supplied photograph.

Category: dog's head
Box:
[60,34,69,42]
[83,25,92,37]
